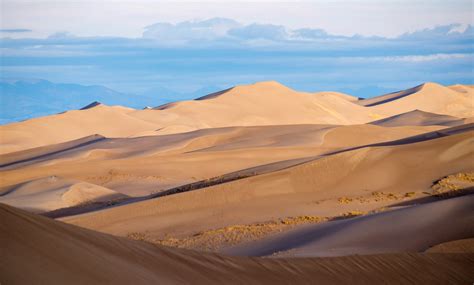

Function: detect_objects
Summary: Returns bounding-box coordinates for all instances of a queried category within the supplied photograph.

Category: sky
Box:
[1,0,473,99]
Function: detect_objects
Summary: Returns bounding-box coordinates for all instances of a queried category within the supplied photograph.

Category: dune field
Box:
[1,81,474,284]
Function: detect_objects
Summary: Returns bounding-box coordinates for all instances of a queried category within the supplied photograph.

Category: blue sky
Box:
[1,0,473,99]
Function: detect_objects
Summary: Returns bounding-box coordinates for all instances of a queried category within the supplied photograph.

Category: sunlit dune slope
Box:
[63,125,473,241]
[1,81,472,154]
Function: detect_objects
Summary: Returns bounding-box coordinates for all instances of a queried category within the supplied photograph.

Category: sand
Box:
[225,195,474,257]
[1,80,473,283]
[426,238,474,253]
[2,203,474,285]
[370,109,466,127]
[0,176,126,213]
[2,81,472,154]
[0,124,441,200]
[61,125,473,245]
[361,82,474,118]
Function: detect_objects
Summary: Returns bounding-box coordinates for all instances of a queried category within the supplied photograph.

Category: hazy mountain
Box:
[0,79,228,124]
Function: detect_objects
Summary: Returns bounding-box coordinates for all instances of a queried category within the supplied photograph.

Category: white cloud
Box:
[138,18,473,47]
[380,53,471,62]
[448,23,470,34]
[228,24,287,40]
[143,18,240,42]
[2,0,473,38]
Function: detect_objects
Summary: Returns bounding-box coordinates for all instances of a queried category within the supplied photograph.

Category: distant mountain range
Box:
[0,79,223,124]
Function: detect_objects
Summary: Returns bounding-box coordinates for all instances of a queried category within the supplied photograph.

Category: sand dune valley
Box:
[1,81,474,284]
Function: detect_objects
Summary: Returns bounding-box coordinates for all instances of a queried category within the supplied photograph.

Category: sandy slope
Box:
[1,81,374,153]
[0,104,156,154]
[370,109,466,127]
[1,81,473,283]
[63,126,473,243]
[2,81,471,154]
[314,91,360,102]
[361,82,473,118]
[132,81,374,133]
[426,238,474,253]
[2,203,473,285]
[0,176,126,213]
[0,124,438,201]
[225,195,474,257]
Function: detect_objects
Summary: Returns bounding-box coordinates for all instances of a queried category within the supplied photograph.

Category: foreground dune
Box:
[2,203,473,284]
[226,195,474,257]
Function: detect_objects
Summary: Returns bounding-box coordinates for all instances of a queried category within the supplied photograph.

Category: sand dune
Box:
[362,82,473,118]
[63,125,473,244]
[225,195,474,257]
[314,91,360,102]
[0,176,126,213]
[133,81,374,133]
[449,84,474,93]
[357,84,425,107]
[426,238,474,253]
[370,109,466,127]
[2,80,473,283]
[0,104,156,154]
[2,80,372,153]
[1,81,471,154]
[0,134,106,169]
[0,124,441,205]
[2,203,474,284]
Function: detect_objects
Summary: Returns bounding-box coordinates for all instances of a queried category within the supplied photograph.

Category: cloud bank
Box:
[0,29,32,33]
[1,18,473,99]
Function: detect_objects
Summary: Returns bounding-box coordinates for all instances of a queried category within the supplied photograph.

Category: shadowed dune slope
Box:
[1,203,474,285]
[0,134,106,168]
[357,84,425,107]
[225,195,474,257]
[370,109,466,127]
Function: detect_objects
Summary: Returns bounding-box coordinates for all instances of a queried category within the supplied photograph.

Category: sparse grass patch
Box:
[370,191,401,201]
[127,232,149,241]
[370,206,389,214]
[129,215,327,251]
[341,210,366,218]
[338,197,353,204]
[280,215,324,225]
[431,172,474,197]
